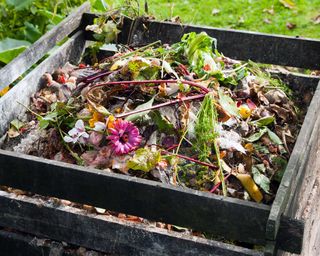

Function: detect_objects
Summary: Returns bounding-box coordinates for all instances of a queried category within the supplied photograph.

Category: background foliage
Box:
[0,0,319,66]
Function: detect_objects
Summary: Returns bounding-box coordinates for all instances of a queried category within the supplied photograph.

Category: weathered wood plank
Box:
[0,229,71,256]
[0,2,90,90]
[0,190,263,256]
[0,149,270,245]
[266,81,320,244]
[278,85,320,256]
[125,17,320,70]
[0,31,86,136]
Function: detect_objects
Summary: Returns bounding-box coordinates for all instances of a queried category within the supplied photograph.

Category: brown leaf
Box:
[279,0,295,9]
[263,18,272,24]
[313,14,320,24]
[286,22,296,30]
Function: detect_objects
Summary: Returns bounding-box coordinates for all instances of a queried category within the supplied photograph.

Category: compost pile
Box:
[3,32,301,204]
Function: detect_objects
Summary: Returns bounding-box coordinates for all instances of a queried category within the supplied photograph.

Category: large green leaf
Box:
[91,0,109,12]
[0,38,31,64]
[6,0,34,11]
[24,22,42,43]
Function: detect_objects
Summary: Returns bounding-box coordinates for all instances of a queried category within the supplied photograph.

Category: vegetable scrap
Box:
[1,31,303,204]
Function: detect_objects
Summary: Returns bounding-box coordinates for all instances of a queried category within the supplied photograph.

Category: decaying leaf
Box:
[235,173,263,203]
[127,148,161,172]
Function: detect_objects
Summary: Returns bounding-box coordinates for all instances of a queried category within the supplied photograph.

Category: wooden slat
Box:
[266,81,320,243]
[0,2,90,90]
[0,31,86,136]
[0,149,270,245]
[0,229,72,256]
[125,18,320,70]
[0,190,262,256]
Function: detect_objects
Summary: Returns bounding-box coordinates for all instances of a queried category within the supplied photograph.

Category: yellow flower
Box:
[239,105,252,119]
[89,111,104,128]
[106,115,116,129]
[0,86,10,97]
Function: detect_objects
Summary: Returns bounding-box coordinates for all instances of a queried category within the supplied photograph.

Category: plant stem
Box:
[214,140,227,196]
[210,172,232,193]
[116,94,205,119]
[17,101,43,119]
[88,79,210,94]
[162,150,217,169]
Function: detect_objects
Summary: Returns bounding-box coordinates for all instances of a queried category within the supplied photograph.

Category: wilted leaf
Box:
[279,0,295,9]
[252,166,270,193]
[218,89,240,117]
[125,96,155,122]
[235,173,263,202]
[245,127,267,142]
[267,128,282,145]
[250,116,275,127]
[127,148,161,172]
[286,22,296,30]
[10,119,25,130]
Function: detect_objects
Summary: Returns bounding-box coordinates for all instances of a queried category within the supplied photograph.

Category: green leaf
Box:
[39,118,50,129]
[125,96,155,122]
[267,128,283,145]
[24,22,42,43]
[252,166,270,193]
[6,0,34,11]
[245,127,267,142]
[271,156,288,183]
[218,89,240,117]
[0,38,31,64]
[150,111,175,133]
[250,116,275,127]
[10,119,24,130]
[91,0,109,12]
[127,148,161,172]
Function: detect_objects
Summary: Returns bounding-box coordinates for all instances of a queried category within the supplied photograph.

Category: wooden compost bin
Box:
[0,3,319,255]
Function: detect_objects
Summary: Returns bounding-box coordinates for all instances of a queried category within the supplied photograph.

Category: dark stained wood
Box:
[0,31,86,136]
[0,190,263,256]
[266,82,320,243]
[0,229,70,256]
[0,2,90,90]
[0,149,270,246]
[124,17,320,70]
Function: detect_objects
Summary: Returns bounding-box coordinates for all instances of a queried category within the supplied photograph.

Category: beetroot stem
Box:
[161,150,217,169]
[89,79,210,94]
[116,94,205,119]
[210,172,232,193]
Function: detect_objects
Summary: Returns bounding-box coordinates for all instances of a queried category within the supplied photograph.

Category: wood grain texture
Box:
[0,190,263,256]
[0,149,270,246]
[266,82,320,243]
[0,31,86,136]
[279,82,320,256]
[0,2,90,90]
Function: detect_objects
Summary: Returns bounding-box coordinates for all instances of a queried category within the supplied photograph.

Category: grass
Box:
[114,0,320,39]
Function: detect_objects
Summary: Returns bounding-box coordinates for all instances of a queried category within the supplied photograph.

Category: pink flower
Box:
[107,120,142,155]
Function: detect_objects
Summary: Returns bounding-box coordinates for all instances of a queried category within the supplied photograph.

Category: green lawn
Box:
[115,0,320,39]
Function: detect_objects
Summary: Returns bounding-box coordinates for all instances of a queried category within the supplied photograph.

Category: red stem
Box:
[210,172,232,193]
[116,94,205,119]
[161,150,217,169]
[89,79,210,94]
